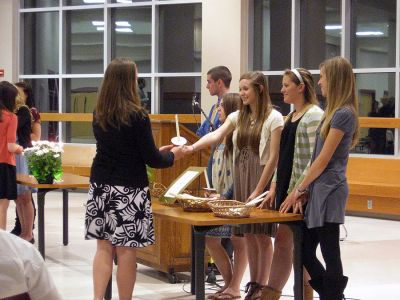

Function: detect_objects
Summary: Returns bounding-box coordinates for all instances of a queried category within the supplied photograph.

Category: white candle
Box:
[175,114,180,139]
[204,170,210,188]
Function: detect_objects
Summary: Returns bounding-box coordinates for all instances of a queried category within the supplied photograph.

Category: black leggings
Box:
[302,222,343,279]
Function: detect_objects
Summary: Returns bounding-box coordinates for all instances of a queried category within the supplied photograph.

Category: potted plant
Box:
[24,141,64,184]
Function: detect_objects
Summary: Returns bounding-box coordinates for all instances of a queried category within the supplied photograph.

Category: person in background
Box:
[205,93,240,299]
[198,65,234,271]
[184,71,283,300]
[280,56,359,300]
[258,68,323,300]
[0,81,23,230]
[137,77,149,109]
[84,58,184,300]
[13,88,36,242]
[10,81,40,239]
[0,229,61,300]
[196,66,231,138]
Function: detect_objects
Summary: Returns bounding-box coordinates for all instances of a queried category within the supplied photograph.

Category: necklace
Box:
[292,104,311,120]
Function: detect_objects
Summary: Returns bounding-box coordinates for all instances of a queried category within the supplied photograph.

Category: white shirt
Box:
[227,109,284,165]
[0,230,61,300]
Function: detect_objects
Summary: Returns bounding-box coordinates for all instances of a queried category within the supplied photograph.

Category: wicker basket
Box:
[208,200,253,218]
[176,194,212,212]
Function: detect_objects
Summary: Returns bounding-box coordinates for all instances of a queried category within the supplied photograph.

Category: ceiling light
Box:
[325,25,342,30]
[116,28,133,33]
[83,0,105,3]
[356,31,384,36]
[116,0,133,3]
[115,21,131,27]
[92,21,104,26]
[96,27,105,31]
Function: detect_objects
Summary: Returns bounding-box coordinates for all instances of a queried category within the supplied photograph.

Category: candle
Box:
[175,114,180,139]
[204,170,210,188]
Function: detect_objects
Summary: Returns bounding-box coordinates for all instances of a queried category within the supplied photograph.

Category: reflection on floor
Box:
[6,192,400,299]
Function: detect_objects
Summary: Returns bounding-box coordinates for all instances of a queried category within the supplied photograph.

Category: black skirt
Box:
[0,163,17,200]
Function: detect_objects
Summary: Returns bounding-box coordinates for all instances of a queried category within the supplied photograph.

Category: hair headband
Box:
[291,68,304,84]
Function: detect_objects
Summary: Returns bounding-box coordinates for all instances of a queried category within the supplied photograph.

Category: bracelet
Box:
[297,187,307,194]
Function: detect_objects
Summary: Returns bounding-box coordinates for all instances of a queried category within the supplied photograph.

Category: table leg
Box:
[289,222,304,300]
[37,190,47,259]
[190,228,195,294]
[192,226,206,300]
[63,190,69,246]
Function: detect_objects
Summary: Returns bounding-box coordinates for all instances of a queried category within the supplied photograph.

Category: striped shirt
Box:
[273,105,323,194]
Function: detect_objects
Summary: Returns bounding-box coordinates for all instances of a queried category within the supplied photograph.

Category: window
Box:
[19,0,202,142]
[351,0,396,68]
[251,0,398,157]
[252,0,291,71]
[300,0,341,69]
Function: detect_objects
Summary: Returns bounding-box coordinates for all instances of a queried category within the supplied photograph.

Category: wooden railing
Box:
[41,113,201,124]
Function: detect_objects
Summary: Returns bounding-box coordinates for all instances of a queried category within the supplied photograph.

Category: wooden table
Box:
[17,173,89,258]
[152,205,304,300]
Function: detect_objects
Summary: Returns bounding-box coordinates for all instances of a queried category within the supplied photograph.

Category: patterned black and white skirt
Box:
[84,182,155,248]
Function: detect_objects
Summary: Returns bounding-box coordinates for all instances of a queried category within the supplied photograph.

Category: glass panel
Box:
[138,77,151,111]
[111,0,149,3]
[301,0,341,69]
[111,7,152,73]
[22,0,59,8]
[22,12,59,75]
[65,9,104,74]
[160,77,200,113]
[64,0,105,5]
[22,78,60,141]
[252,0,291,71]
[63,78,101,143]
[267,75,290,116]
[158,4,202,72]
[351,0,396,68]
[355,73,395,155]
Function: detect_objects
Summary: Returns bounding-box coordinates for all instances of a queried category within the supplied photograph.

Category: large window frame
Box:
[18,0,202,142]
[249,0,400,157]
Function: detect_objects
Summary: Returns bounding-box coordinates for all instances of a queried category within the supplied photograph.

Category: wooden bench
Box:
[346,157,400,219]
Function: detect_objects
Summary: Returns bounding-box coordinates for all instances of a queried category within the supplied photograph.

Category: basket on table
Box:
[175,193,213,212]
[208,200,253,218]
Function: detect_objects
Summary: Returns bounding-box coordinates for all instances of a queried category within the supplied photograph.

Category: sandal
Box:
[251,284,265,300]
[207,291,223,299]
[215,292,241,299]
[244,282,266,300]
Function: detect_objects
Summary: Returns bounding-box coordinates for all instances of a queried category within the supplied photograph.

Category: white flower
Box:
[54,154,60,158]
[36,150,44,156]
[42,148,49,154]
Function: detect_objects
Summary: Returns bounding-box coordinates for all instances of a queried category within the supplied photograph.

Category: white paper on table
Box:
[246,191,269,206]
[164,170,200,198]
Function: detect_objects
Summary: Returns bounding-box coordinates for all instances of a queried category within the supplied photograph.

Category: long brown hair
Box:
[95,58,145,131]
[319,57,359,147]
[0,81,18,121]
[237,71,273,151]
[220,93,240,157]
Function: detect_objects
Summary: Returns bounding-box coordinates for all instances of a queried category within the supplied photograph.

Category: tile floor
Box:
[5,191,400,300]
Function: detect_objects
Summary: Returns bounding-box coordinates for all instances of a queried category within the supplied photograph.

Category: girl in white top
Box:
[184,71,283,300]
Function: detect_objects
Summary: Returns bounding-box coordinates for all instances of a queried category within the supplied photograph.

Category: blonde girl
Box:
[281,57,359,300]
